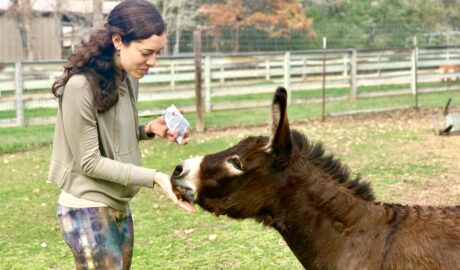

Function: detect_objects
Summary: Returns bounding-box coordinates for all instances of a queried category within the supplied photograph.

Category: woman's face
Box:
[113,32,166,79]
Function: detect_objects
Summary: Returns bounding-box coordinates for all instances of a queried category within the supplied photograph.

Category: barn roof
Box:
[0,0,119,15]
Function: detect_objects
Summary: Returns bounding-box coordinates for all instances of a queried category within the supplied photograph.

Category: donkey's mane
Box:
[291,130,375,201]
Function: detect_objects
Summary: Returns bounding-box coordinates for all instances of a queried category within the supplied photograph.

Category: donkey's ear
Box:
[269,87,292,168]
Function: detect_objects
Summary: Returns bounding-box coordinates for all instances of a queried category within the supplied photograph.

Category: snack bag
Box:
[164,105,190,144]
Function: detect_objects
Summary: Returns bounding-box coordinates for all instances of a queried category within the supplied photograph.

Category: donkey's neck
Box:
[266,175,387,269]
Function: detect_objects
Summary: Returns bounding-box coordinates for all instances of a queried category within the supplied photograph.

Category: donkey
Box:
[171,87,460,270]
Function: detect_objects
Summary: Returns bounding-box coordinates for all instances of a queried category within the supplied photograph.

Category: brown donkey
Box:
[171,87,460,270]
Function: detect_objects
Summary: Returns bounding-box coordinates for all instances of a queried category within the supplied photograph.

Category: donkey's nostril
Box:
[172,164,184,177]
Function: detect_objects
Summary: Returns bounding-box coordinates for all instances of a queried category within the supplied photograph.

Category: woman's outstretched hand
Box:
[153,172,195,213]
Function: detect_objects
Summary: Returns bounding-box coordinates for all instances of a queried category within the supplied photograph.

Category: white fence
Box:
[1,46,460,127]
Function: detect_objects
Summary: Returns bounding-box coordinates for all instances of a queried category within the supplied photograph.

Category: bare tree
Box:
[52,0,63,58]
[8,0,35,60]
[152,0,199,55]
[173,0,199,55]
[161,0,172,55]
[92,0,103,30]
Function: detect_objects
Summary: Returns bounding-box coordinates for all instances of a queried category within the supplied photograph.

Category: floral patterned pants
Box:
[56,205,134,270]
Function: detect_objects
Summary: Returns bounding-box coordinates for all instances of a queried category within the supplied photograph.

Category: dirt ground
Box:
[310,108,460,206]
[195,107,460,206]
[367,109,460,206]
[334,108,460,206]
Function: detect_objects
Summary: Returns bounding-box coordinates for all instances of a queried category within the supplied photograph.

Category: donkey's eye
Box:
[227,157,243,171]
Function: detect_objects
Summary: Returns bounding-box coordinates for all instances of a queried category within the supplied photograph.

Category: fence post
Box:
[15,62,25,127]
[350,49,357,100]
[302,57,307,81]
[193,30,205,132]
[446,35,450,60]
[321,37,327,121]
[265,60,270,81]
[220,65,225,86]
[170,63,175,90]
[204,55,211,113]
[284,51,291,104]
[411,36,419,108]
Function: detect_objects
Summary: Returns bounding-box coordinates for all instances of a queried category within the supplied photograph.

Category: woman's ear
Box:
[112,34,123,49]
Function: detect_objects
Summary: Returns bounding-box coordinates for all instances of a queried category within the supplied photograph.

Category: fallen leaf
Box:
[184,228,194,234]
[172,230,184,237]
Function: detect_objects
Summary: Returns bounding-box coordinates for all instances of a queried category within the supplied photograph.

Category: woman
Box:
[49,0,194,268]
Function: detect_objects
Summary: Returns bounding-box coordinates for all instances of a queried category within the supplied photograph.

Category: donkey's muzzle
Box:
[171,164,196,203]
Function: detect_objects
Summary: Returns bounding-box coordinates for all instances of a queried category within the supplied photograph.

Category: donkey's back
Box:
[379,204,460,269]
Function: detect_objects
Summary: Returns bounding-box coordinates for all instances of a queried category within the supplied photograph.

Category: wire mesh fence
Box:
[2,14,460,61]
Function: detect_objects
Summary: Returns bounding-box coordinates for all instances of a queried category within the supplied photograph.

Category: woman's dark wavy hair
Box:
[52,0,166,113]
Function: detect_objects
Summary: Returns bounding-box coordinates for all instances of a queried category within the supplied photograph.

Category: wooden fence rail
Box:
[1,45,460,128]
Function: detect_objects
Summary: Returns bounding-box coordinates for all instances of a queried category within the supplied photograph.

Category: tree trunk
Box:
[14,0,34,61]
[234,24,240,53]
[54,0,62,59]
[162,0,170,55]
[173,0,185,55]
[174,30,182,55]
[92,0,104,30]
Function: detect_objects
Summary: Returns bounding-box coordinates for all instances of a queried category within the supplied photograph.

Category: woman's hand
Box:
[153,172,195,213]
[145,108,190,145]
[145,116,168,138]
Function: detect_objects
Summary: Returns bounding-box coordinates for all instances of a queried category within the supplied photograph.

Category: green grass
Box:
[138,80,460,108]
[0,108,58,119]
[2,88,460,154]
[0,125,55,154]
